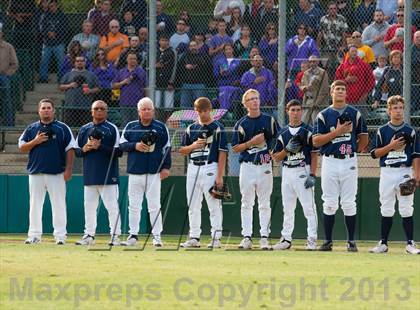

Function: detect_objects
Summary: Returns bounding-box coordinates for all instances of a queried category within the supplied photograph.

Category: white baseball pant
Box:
[186,162,223,240]
[83,185,121,237]
[281,166,318,241]
[28,174,67,239]
[127,173,163,236]
[321,155,358,216]
[239,162,273,237]
[379,167,414,218]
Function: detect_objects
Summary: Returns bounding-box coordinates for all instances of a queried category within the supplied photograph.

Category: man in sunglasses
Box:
[384,8,416,53]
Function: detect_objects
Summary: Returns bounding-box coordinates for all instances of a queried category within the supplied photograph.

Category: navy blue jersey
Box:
[313,105,367,156]
[182,120,228,162]
[18,120,76,174]
[76,120,121,186]
[372,122,420,167]
[232,113,280,164]
[273,123,318,167]
[120,119,171,174]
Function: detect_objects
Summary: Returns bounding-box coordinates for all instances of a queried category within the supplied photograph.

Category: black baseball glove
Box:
[394,131,413,145]
[338,112,352,125]
[209,183,232,200]
[198,125,213,140]
[399,178,416,196]
[285,134,305,154]
[89,127,103,140]
[141,130,158,146]
[39,125,53,141]
[256,127,270,141]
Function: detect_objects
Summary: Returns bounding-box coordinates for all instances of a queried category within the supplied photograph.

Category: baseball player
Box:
[179,97,228,248]
[19,99,76,245]
[75,100,122,246]
[369,95,420,254]
[232,88,280,250]
[271,99,318,250]
[313,80,368,252]
[119,97,171,247]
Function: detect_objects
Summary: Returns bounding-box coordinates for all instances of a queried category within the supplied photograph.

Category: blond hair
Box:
[387,95,404,110]
[242,89,260,105]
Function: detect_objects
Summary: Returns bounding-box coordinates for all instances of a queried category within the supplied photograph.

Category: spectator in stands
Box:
[335,45,375,117]
[87,0,101,20]
[91,48,116,104]
[227,6,243,40]
[384,9,416,53]
[193,33,209,55]
[117,36,143,69]
[294,60,310,100]
[34,0,49,65]
[137,26,149,67]
[176,40,212,108]
[285,23,320,80]
[372,50,403,109]
[412,31,420,112]
[99,19,129,64]
[156,35,176,110]
[70,20,100,61]
[214,43,242,110]
[243,0,262,36]
[0,25,19,126]
[237,46,260,77]
[7,0,37,49]
[112,52,147,124]
[90,0,118,37]
[156,1,175,39]
[299,55,329,125]
[233,24,255,59]
[349,31,375,65]
[169,19,190,57]
[255,0,278,41]
[205,17,219,43]
[355,0,376,31]
[376,0,398,22]
[336,0,356,32]
[259,22,279,65]
[60,41,90,78]
[294,0,324,38]
[389,0,420,25]
[120,0,147,22]
[209,19,233,65]
[178,10,192,35]
[370,54,388,107]
[241,54,275,106]
[362,9,390,58]
[317,1,349,79]
[59,55,99,126]
[120,10,139,38]
[214,0,245,23]
[38,0,68,83]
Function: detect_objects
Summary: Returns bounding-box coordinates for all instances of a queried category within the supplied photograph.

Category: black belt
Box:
[191,160,213,166]
[241,160,267,165]
[326,154,355,159]
[283,164,304,168]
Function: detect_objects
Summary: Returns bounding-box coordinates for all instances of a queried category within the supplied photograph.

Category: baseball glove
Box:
[394,131,413,145]
[256,128,270,141]
[141,130,158,146]
[209,183,232,200]
[338,112,352,125]
[399,178,416,196]
[285,134,304,154]
[39,125,53,140]
[198,126,213,140]
[89,127,103,140]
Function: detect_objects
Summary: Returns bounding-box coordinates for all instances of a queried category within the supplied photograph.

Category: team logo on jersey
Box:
[284,152,306,167]
[330,127,351,143]
[385,151,407,165]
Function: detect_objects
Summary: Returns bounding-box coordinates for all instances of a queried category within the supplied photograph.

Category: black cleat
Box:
[347,241,358,252]
[319,241,333,251]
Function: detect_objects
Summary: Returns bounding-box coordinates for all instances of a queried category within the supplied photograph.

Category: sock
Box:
[345,215,356,242]
[402,216,414,244]
[323,214,335,242]
[380,216,393,245]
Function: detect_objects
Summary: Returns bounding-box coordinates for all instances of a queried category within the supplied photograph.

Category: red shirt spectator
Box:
[335,46,374,104]
[383,9,417,52]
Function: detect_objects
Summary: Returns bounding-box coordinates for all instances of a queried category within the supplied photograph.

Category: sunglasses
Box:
[93,107,106,111]
[397,14,404,17]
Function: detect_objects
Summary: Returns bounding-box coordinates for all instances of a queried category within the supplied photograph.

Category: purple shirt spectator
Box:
[112,66,147,106]
[294,0,324,36]
[258,37,278,68]
[285,34,319,72]
[209,34,233,63]
[92,63,116,89]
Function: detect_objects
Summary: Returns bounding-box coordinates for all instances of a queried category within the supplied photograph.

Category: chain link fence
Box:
[0,0,419,176]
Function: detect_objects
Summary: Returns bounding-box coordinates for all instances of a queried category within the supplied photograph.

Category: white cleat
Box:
[238,237,253,250]
[406,242,420,255]
[108,236,120,246]
[306,237,317,251]
[55,238,66,245]
[75,235,95,246]
[259,237,271,250]
[152,235,163,247]
[207,239,222,249]
[24,237,41,244]
[273,237,292,250]
[369,241,388,253]
[121,235,138,246]
[180,238,200,248]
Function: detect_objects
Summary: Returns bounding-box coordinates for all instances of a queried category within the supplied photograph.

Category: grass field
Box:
[1,234,419,310]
